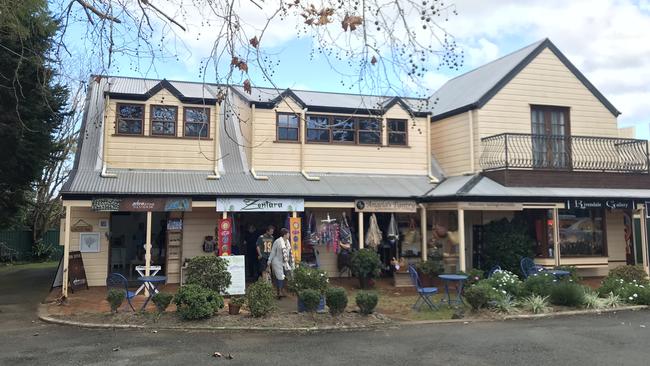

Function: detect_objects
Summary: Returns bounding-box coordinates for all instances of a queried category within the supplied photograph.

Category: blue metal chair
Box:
[106,273,136,311]
[487,265,502,278]
[520,257,544,278]
[408,265,439,311]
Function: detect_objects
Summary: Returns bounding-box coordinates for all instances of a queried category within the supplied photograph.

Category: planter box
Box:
[393,271,414,288]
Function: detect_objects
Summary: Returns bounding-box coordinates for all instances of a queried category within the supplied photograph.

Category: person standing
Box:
[256,225,275,280]
[267,228,294,299]
[244,224,259,279]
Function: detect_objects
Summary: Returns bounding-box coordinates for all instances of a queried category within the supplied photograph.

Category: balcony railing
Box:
[480,133,650,173]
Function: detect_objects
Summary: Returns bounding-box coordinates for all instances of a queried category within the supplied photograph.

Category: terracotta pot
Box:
[228,303,241,315]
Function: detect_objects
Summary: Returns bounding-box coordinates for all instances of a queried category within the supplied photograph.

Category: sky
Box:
[97,0,650,138]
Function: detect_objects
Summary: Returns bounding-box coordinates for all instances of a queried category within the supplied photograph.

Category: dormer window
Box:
[184,107,210,138]
[387,119,408,146]
[151,105,177,136]
[358,118,382,145]
[116,103,144,135]
[277,113,300,142]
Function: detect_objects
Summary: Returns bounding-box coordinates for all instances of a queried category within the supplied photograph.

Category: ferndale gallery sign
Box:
[216,198,305,212]
[566,199,634,210]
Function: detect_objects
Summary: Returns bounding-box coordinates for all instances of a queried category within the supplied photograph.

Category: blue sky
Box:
[70,0,650,138]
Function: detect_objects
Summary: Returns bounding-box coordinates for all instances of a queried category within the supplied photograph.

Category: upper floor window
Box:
[387,119,408,146]
[306,115,330,142]
[331,116,356,143]
[184,107,210,138]
[116,103,144,135]
[358,118,382,145]
[277,113,299,142]
[531,105,570,169]
[151,105,177,136]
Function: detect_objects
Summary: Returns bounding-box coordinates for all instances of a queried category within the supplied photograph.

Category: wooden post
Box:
[62,205,72,297]
[145,211,152,276]
[222,212,227,219]
[292,211,297,218]
[358,211,364,249]
[553,208,561,267]
[640,206,649,276]
[420,205,427,261]
[458,208,466,272]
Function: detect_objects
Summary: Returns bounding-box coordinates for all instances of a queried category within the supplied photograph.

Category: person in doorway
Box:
[256,225,275,280]
[267,228,294,299]
[244,224,259,279]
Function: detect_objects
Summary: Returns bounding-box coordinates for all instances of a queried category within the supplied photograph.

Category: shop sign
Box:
[218,218,233,256]
[223,255,245,295]
[92,197,192,212]
[566,199,634,210]
[68,251,89,292]
[290,217,302,263]
[354,199,417,213]
[216,198,305,212]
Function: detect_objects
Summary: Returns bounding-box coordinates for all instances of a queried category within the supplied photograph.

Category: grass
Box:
[0,260,58,273]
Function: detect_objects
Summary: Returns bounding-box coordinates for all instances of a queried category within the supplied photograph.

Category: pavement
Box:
[1,264,650,365]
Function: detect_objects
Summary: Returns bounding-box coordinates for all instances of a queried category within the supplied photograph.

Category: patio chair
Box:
[408,265,439,311]
[520,257,544,279]
[106,273,136,311]
[487,265,502,278]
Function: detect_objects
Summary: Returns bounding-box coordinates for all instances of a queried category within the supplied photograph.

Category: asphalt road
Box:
[1,264,649,366]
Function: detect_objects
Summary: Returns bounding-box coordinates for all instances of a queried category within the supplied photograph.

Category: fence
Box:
[0,229,61,261]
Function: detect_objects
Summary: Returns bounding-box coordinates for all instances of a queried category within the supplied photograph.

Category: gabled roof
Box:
[428,38,621,121]
[103,76,220,104]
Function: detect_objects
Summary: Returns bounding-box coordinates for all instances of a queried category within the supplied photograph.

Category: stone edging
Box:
[502,305,648,320]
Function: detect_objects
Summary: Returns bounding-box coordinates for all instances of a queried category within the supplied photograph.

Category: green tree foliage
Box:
[481,216,535,277]
[0,0,68,228]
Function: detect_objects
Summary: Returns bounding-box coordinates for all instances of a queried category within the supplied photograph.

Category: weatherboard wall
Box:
[430,111,473,176]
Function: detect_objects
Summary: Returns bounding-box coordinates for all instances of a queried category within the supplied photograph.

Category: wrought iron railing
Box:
[480,133,650,173]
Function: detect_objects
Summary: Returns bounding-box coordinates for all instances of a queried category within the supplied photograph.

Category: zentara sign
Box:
[566,199,634,210]
[216,198,305,212]
[355,200,417,213]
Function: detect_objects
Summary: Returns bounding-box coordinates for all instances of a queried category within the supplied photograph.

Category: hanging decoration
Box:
[318,213,339,252]
[305,213,320,247]
[339,212,353,252]
[365,213,382,249]
[386,214,399,248]
[290,217,302,263]
[218,218,233,256]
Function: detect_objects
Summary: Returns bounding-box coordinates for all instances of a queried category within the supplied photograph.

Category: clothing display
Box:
[365,213,382,249]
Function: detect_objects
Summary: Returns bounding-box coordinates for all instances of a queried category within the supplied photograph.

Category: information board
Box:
[223,255,246,295]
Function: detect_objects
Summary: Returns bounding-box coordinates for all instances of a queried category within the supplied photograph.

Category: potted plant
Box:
[350,248,382,289]
[288,265,329,312]
[415,260,443,287]
[228,296,245,315]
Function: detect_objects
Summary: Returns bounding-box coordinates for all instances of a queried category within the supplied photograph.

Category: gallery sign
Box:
[216,198,305,212]
[354,199,417,213]
[566,199,634,210]
[92,197,192,212]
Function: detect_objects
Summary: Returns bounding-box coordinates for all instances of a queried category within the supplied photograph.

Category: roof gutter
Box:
[300,107,320,181]
[207,101,221,180]
[426,112,439,183]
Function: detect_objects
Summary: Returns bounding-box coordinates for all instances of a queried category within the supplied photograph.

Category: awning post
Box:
[419,205,427,261]
[458,208,466,272]
[640,206,649,276]
[553,208,560,267]
[358,211,364,249]
[62,205,72,297]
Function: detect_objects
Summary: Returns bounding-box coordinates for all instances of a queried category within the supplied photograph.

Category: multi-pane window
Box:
[116,104,144,135]
[277,113,299,141]
[387,119,408,146]
[150,105,177,136]
[331,116,356,143]
[306,115,330,142]
[358,118,382,145]
[184,107,210,138]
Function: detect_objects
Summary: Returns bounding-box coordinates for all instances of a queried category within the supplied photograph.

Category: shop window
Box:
[559,208,606,256]
[358,118,382,145]
[306,115,330,142]
[387,119,408,146]
[116,103,144,135]
[150,105,177,136]
[184,107,210,138]
[524,209,554,258]
[277,113,299,142]
[331,116,356,143]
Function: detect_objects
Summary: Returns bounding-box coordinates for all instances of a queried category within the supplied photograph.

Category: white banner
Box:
[217,197,305,212]
[223,255,246,295]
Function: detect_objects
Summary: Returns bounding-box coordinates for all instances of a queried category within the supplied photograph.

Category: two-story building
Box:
[58,39,650,296]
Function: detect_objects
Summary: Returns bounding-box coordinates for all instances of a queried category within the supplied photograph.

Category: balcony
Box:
[479,133,650,189]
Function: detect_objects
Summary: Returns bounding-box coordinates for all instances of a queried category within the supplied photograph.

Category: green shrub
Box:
[553,265,581,282]
[107,289,125,313]
[616,281,650,305]
[229,296,246,307]
[355,291,379,315]
[523,272,556,297]
[246,280,276,317]
[485,270,523,298]
[185,256,232,294]
[415,260,443,277]
[288,265,329,295]
[598,276,626,297]
[493,295,518,314]
[152,292,173,313]
[464,282,502,310]
[583,291,605,310]
[325,287,348,316]
[601,292,623,308]
[174,284,224,320]
[519,295,551,314]
[481,216,535,276]
[350,249,382,288]
[459,268,484,287]
[608,265,649,283]
[299,289,321,313]
[549,282,585,307]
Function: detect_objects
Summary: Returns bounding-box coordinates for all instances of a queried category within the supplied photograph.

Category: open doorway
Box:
[233,212,289,281]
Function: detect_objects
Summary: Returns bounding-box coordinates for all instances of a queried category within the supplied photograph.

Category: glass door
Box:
[531,106,570,169]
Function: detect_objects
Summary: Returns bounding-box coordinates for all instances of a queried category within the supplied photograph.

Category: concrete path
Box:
[1,264,650,365]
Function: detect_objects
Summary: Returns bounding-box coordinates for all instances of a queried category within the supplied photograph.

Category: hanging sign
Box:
[216,198,305,212]
[92,197,192,212]
[566,199,634,210]
[218,218,233,256]
[71,219,93,232]
[290,217,302,263]
[355,199,417,213]
[68,251,89,293]
[223,255,246,295]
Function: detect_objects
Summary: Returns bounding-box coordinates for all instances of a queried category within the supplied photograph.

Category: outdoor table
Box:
[438,274,468,306]
[547,269,571,279]
[137,275,167,310]
[133,265,162,296]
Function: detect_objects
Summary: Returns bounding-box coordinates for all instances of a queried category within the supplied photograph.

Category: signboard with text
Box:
[290,217,302,263]
[223,255,246,295]
[216,198,305,212]
[355,199,417,213]
[92,197,192,212]
[566,199,634,210]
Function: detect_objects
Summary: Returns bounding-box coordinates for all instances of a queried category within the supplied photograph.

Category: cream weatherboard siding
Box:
[181,208,219,265]
[105,89,217,171]
[430,112,473,176]
[477,48,618,144]
[252,97,429,174]
[606,210,628,271]
[68,208,110,287]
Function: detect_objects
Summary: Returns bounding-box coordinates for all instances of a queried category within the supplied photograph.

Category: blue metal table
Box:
[547,269,571,279]
[438,274,468,306]
[137,275,167,310]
